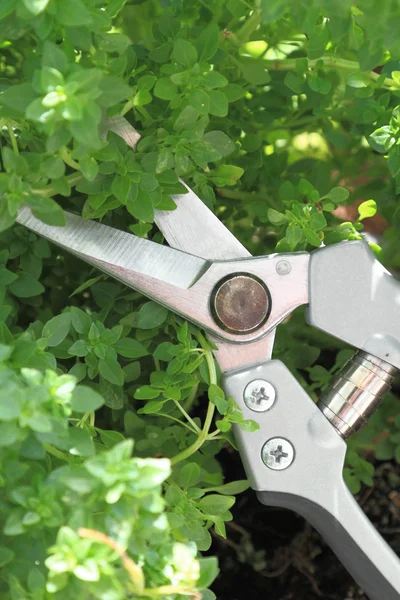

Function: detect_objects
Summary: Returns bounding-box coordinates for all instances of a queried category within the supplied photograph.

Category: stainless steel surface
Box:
[261,437,294,470]
[244,379,276,412]
[318,350,397,438]
[223,360,400,600]
[307,240,400,369]
[276,259,291,275]
[215,334,276,373]
[16,208,208,289]
[212,275,270,333]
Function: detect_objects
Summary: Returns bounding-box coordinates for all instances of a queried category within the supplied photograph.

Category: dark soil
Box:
[209,448,400,600]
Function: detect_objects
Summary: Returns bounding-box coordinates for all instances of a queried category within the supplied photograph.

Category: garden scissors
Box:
[17,117,400,600]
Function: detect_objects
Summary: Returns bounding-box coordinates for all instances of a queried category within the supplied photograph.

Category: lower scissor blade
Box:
[16,207,208,290]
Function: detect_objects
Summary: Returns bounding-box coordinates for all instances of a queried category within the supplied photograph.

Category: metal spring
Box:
[317,351,398,439]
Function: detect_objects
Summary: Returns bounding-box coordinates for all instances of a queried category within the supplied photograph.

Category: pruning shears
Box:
[17,117,400,600]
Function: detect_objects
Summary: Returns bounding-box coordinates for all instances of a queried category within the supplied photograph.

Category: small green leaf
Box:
[55,0,92,27]
[0,547,15,568]
[208,90,228,117]
[195,23,219,61]
[202,131,235,157]
[114,338,149,359]
[304,228,322,247]
[358,199,377,220]
[134,386,161,400]
[206,480,249,495]
[172,39,198,68]
[178,462,201,488]
[154,78,178,100]
[198,494,235,515]
[9,273,44,298]
[42,313,71,347]
[238,419,259,432]
[197,557,219,589]
[71,385,105,413]
[98,354,124,386]
[136,301,168,329]
[308,24,329,60]
[267,208,288,225]
[189,88,210,115]
[347,72,371,88]
[369,126,396,153]
[326,187,350,203]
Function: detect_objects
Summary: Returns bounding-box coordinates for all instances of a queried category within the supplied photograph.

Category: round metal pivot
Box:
[212,274,270,334]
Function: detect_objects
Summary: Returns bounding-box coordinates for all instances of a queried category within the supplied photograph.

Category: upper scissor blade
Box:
[155,181,250,260]
[16,208,208,290]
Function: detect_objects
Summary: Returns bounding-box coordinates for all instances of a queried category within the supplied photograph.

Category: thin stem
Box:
[43,443,70,463]
[156,412,198,433]
[7,124,19,155]
[170,333,216,465]
[32,172,83,197]
[60,147,81,171]
[267,56,398,88]
[173,399,201,433]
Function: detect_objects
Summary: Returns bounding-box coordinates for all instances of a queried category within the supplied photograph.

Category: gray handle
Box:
[257,486,400,600]
[307,240,400,370]
[223,360,400,600]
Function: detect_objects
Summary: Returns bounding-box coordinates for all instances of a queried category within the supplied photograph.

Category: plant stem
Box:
[32,172,83,197]
[7,123,19,155]
[173,399,201,433]
[43,443,70,463]
[60,147,81,171]
[170,333,216,465]
[267,56,398,88]
[156,412,198,433]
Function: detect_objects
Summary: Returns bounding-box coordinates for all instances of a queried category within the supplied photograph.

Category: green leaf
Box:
[42,313,71,347]
[208,90,228,117]
[347,72,371,89]
[178,462,201,488]
[189,88,210,115]
[284,71,304,94]
[55,0,92,26]
[127,189,154,222]
[222,83,245,101]
[195,23,219,61]
[174,105,198,131]
[23,0,50,16]
[136,301,168,329]
[198,494,235,515]
[206,480,249,495]
[68,427,95,457]
[238,419,259,432]
[98,353,124,386]
[358,199,377,220]
[267,208,288,225]
[304,228,321,247]
[71,385,104,413]
[375,437,394,460]
[309,211,327,230]
[80,156,98,182]
[42,42,68,74]
[202,131,235,157]
[197,557,219,589]
[240,60,270,85]
[43,157,65,179]
[326,187,350,203]
[369,126,396,153]
[134,385,160,400]
[112,175,131,204]
[0,547,15,568]
[154,78,178,100]
[98,76,132,107]
[114,338,149,359]
[260,0,286,23]
[308,24,329,60]
[172,39,198,68]
[9,273,44,298]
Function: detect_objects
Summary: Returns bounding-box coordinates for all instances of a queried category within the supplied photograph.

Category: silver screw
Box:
[262,437,295,470]
[276,260,291,275]
[244,379,276,412]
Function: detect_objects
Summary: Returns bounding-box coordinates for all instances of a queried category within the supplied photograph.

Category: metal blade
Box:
[155,181,250,260]
[16,207,208,290]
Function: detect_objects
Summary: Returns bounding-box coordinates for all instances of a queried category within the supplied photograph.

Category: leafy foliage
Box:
[0,0,400,597]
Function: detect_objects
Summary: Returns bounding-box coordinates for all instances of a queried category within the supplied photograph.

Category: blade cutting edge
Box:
[16,207,208,290]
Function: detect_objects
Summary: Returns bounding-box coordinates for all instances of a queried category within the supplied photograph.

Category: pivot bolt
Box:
[244,379,276,412]
[262,437,295,470]
[276,260,291,275]
[212,274,270,334]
